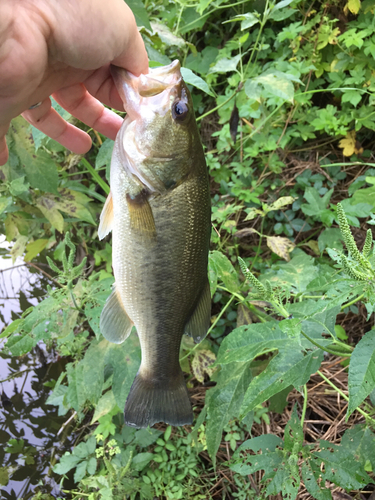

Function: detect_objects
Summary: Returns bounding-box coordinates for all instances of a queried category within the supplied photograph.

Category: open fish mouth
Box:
[111,60,182,119]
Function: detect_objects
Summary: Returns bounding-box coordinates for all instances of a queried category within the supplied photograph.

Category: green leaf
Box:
[208,55,241,74]
[8,117,59,194]
[126,0,151,30]
[55,188,96,225]
[265,252,318,294]
[181,67,215,96]
[225,12,259,30]
[46,384,69,416]
[95,138,114,183]
[301,462,332,500]
[74,460,88,482]
[230,434,283,475]
[348,329,375,417]
[91,390,117,424]
[106,335,141,410]
[253,70,300,102]
[151,22,186,48]
[301,188,334,219]
[206,361,252,465]
[240,349,324,417]
[209,250,240,294]
[312,439,370,489]
[53,452,82,475]
[0,467,9,487]
[217,321,288,365]
[132,452,154,471]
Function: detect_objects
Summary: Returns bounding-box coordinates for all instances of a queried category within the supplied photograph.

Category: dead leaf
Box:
[192,349,216,383]
[266,236,295,261]
[339,130,363,157]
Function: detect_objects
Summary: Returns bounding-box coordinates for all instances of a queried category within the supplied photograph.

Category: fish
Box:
[98,60,211,428]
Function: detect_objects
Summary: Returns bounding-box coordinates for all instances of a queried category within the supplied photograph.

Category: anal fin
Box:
[100,287,133,344]
[98,192,113,240]
[184,279,211,343]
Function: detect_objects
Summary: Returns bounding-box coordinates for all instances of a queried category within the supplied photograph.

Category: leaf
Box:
[301,462,332,500]
[312,440,370,489]
[217,321,288,365]
[36,197,64,232]
[253,71,299,102]
[266,236,295,261]
[181,67,215,96]
[225,12,259,30]
[208,55,241,74]
[339,130,358,157]
[346,0,361,14]
[240,349,324,417]
[8,117,59,194]
[0,467,9,487]
[268,196,295,211]
[53,452,82,475]
[347,329,375,417]
[209,250,240,294]
[96,138,114,182]
[91,390,117,424]
[206,361,252,465]
[10,235,28,263]
[266,252,318,294]
[105,335,141,410]
[151,22,186,48]
[192,349,216,382]
[74,460,88,482]
[126,0,151,30]
[24,239,49,261]
[230,434,283,475]
[132,452,154,471]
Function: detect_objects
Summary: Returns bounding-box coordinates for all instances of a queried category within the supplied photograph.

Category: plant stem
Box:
[197,91,237,122]
[301,384,308,428]
[80,158,110,195]
[317,370,375,424]
[341,293,365,310]
[299,330,351,357]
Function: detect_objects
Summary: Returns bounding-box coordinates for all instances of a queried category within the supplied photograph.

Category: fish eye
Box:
[172,100,189,121]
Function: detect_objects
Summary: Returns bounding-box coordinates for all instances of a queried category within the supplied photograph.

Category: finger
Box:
[53,84,123,139]
[22,98,93,154]
[84,65,124,111]
[0,122,10,166]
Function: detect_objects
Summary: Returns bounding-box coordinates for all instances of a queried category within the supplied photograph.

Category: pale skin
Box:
[0,0,149,165]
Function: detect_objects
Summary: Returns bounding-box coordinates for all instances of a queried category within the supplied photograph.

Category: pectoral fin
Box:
[184,280,211,343]
[98,192,113,240]
[100,287,133,344]
[126,190,156,237]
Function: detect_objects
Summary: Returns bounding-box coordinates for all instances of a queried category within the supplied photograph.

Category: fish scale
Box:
[98,60,211,428]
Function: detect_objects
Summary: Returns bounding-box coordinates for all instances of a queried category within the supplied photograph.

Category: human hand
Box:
[0,0,148,165]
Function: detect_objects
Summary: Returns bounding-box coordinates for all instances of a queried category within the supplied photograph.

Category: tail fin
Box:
[124,370,193,428]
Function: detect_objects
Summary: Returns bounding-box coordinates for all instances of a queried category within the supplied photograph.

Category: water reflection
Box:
[0,240,75,499]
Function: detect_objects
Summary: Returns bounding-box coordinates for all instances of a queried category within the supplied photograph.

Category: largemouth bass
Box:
[98,60,211,428]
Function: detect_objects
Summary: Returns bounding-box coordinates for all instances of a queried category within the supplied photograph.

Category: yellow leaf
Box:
[268,196,295,211]
[347,0,361,14]
[339,130,356,157]
[266,236,295,261]
[192,350,216,383]
[304,240,320,255]
[24,239,49,261]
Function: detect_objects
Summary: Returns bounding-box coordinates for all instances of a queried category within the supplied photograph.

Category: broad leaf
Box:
[8,117,59,194]
[181,67,215,96]
[348,329,375,417]
[209,250,240,294]
[206,361,252,465]
[240,349,324,417]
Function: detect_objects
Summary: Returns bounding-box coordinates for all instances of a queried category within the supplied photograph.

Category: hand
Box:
[0,0,148,165]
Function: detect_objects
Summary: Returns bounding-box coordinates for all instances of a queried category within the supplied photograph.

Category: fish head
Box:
[111,60,200,193]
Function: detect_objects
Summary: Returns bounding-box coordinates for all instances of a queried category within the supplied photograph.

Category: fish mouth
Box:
[111,60,182,118]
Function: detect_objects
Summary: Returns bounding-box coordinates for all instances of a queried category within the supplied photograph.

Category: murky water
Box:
[0,239,75,499]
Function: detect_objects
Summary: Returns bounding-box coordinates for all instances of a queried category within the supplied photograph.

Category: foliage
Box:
[2,0,375,498]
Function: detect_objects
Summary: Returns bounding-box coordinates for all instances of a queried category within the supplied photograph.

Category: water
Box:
[0,239,75,499]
